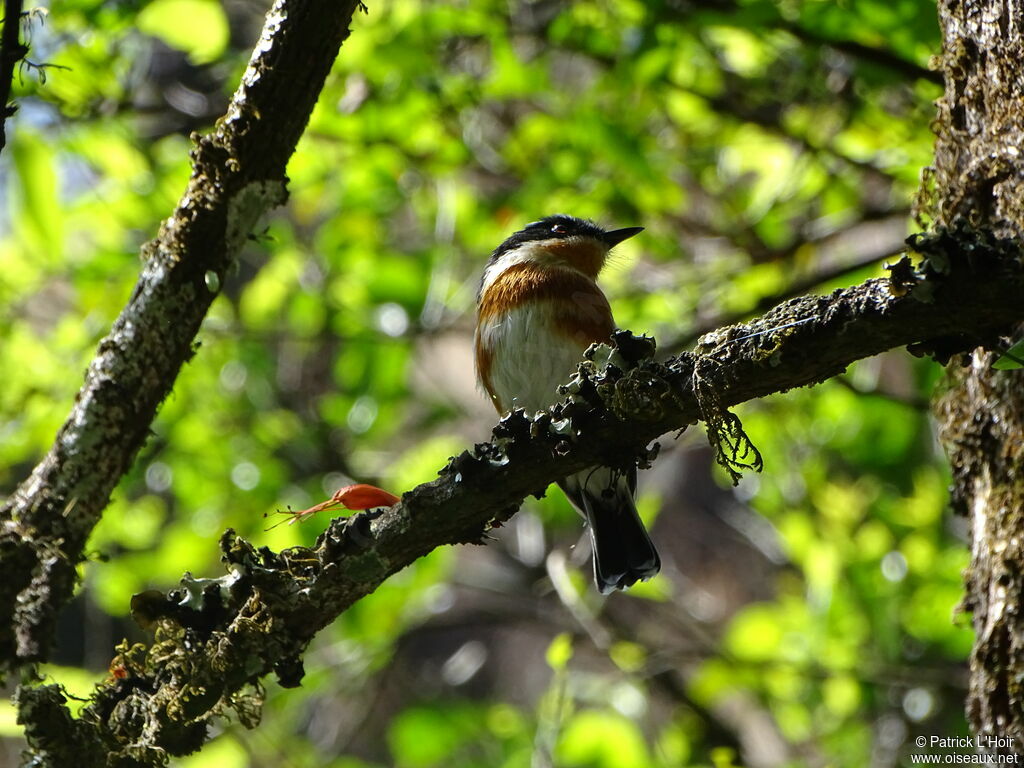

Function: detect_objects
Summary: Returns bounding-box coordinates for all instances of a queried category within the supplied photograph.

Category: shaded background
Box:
[0,0,970,765]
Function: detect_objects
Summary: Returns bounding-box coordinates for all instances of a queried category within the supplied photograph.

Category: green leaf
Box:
[823,675,862,717]
[10,133,63,261]
[556,710,650,768]
[993,338,1024,370]
[388,707,469,768]
[546,632,574,670]
[609,641,647,673]
[723,603,783,662]
[137,0,229,63]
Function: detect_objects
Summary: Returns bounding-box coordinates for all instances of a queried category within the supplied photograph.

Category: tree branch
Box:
[0,0,26,153]
[927,0,1024,754]
[663,243,901,353]
[0,0,363,670]
[777,20,943,86]
[19,226,1024,764]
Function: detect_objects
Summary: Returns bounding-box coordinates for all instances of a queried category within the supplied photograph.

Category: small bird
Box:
[475,214,661,593]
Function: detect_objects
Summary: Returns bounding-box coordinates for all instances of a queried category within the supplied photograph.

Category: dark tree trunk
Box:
[928,0,1024,752]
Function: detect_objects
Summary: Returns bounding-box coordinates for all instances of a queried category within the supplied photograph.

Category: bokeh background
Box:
[0,0,970,765]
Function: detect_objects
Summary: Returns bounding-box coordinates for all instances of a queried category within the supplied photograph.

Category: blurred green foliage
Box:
[0,0,970,765]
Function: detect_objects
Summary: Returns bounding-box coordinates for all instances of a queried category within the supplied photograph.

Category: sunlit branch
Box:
[0,0,364,674]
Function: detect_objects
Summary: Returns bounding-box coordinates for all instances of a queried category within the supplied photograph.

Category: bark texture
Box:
[927,0,1024,753]
[0,0,363,670]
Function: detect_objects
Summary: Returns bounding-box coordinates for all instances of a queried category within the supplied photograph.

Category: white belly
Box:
[480,303,590,414]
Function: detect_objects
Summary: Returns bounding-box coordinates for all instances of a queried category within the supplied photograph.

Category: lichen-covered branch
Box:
[0,0,364,670]
[22,227,1024,765]
[926,0,1024,756]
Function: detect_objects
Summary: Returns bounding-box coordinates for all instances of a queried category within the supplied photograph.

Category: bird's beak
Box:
[601,226,644,247]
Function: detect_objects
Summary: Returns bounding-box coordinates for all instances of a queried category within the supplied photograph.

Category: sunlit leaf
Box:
[10,133,63,261]
[556,710,650,768]
[388,707,468,768]
[546,632,574,671]
[137,0,229,63]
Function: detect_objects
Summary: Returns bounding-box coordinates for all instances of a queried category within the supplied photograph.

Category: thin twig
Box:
[779,20,943,86]
[665,245,901,353]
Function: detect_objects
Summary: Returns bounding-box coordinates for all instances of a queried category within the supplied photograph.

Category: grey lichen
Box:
[225,180,287,255]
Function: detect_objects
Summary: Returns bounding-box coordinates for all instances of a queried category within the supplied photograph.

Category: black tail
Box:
[560,468,660,593]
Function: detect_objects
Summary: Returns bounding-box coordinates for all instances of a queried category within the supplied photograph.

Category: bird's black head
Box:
[490,214,643,261]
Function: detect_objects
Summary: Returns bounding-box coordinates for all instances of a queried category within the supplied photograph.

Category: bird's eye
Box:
[551,224,566,235]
